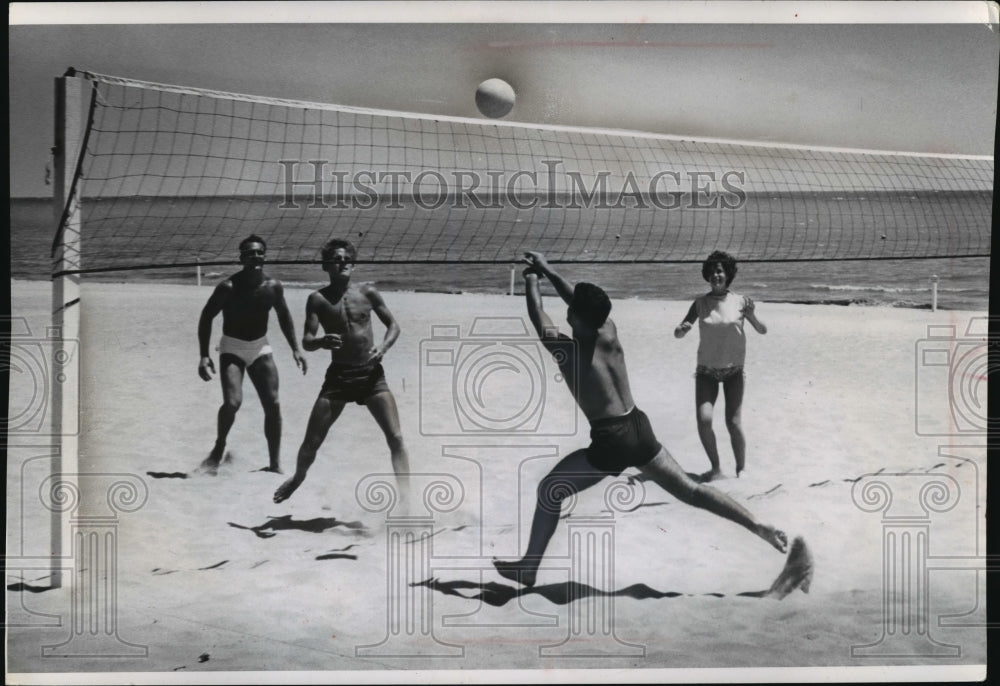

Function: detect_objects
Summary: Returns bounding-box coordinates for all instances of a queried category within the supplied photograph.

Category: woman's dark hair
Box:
[701,250,738,286]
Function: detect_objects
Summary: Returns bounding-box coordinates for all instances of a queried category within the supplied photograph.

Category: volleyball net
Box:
[55,69,992,276]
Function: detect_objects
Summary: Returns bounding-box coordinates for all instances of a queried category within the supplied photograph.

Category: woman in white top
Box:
[675,251,767,481]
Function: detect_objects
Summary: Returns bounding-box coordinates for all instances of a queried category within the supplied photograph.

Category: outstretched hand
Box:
[522,251,550,275]
[741,295,767,334]
[198,357,215,381]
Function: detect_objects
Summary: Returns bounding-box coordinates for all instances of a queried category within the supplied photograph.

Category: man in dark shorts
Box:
[493,251,810,593]
[273,239,409,504]
[197,234,306,475]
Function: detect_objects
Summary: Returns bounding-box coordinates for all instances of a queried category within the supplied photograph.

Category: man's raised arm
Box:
[524,269,558,340]
[523,251,574,305]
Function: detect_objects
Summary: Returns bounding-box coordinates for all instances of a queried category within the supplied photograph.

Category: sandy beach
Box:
[5,279,987,681]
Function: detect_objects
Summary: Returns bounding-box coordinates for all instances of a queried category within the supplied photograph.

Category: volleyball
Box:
[475,78,516,118]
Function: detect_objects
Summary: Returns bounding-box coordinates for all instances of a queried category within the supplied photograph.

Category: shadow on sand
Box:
[5,581,58,593]
[146,471,189,479]
[413,578,725,607]
[415,536,813,606]
[228,515,368,539]
[410,536,813,607]
[414,578,799,606]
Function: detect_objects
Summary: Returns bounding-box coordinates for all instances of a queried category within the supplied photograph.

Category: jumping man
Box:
[493,251,811,595]
[273,238,410,504]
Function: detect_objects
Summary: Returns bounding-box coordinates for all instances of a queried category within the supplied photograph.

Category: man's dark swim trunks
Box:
[319,362,389,405]
[586,406,662,476]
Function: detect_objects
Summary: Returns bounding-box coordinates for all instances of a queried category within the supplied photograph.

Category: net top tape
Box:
[79,70,994,162]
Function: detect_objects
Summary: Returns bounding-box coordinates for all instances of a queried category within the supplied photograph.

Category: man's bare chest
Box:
[225,287,275,314]
[318,294,372,329]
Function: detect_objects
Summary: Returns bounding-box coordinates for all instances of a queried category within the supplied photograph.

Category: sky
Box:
[8,2,998,198]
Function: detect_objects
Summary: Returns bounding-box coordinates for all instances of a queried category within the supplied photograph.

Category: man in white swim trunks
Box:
[197,235,307,474]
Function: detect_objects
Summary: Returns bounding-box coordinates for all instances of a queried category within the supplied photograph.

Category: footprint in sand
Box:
[315,544,359,561]
[316,552,359,561]
[197,560,229,571]
[232,515,368,538]
[316,543,358,560]
[403,528,448,544]
[747,484,783,500]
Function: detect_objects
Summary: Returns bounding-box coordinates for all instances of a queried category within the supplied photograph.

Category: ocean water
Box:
[10,197,990,310]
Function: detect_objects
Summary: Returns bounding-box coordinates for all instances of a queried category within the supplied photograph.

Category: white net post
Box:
[50,72,85,588]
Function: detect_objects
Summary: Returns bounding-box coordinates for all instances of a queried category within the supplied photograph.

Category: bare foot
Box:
[758,524,788,553]
[256,465,283,474]
[699,469,725,483]
[273,476,302,503]
[492,558,538,588]
[197,445,225,476]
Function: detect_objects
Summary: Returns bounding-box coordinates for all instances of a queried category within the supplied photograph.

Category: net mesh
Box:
[57,70,993,274]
